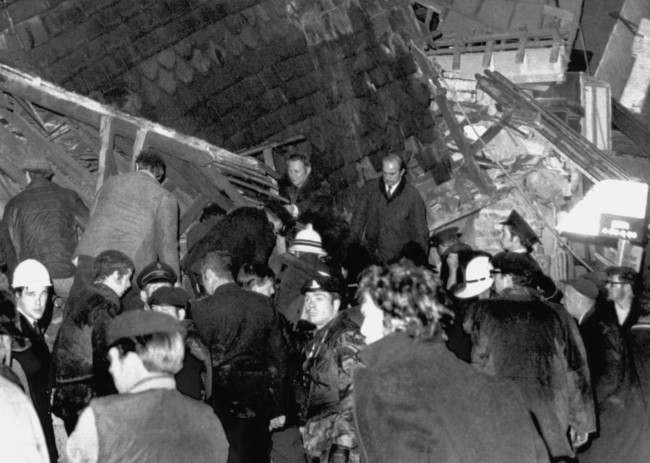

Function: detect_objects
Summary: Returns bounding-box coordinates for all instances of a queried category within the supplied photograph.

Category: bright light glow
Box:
[556,180,648,237]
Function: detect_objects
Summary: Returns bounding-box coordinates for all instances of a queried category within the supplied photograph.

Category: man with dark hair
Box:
[192,250,288,463]
[66,310,228,463]
[53,250,134,434]
[351,153,428,264]
[467,252,595,460]
[73,149,179,297]
[278,153,332,221]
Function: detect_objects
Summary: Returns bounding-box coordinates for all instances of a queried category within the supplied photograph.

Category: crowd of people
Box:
[1,148,649,463]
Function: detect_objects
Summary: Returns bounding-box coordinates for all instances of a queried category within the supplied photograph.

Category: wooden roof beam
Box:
[0,64,262,176]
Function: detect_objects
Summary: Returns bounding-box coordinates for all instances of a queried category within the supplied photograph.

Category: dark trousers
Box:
[217,412,271,463]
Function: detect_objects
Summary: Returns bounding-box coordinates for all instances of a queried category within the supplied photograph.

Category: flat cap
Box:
[148,287,190,308]
[500,210,539,247]
[107,310,186,346]
[564,278,599,300]
[430,227,462,246]
[136,261,177,288]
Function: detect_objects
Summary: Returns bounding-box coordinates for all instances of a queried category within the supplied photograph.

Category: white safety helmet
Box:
[12,259,52,290]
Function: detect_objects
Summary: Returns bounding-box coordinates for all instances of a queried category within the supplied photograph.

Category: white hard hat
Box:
[12,259,52,289]
[454,255,493,299]
[289,224,327,257]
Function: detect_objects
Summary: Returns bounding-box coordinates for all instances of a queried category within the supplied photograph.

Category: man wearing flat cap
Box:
[298,274,365,463]
[466,251,595,460]
[148,286,210,401]
[66,310,228,463]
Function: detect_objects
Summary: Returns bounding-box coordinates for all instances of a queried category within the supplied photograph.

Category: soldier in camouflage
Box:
[297,273,365,463]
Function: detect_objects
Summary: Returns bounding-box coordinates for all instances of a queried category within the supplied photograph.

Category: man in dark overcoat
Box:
[351,153,428,264]
[191,251,288,463]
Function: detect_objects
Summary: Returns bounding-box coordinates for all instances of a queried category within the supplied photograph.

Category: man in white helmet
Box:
[10,258,58,461]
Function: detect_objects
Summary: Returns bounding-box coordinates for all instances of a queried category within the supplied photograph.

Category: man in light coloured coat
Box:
[73,150,178,294]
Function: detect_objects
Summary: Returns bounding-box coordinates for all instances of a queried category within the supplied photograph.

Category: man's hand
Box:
[269,415,286,431]
[570,427,589,448]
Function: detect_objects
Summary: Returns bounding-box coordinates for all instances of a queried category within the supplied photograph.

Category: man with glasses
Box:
[604,266,637,326]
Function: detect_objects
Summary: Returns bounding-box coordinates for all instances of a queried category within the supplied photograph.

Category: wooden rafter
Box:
[0,63,280,208]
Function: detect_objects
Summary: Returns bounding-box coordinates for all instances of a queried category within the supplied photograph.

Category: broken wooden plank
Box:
[96,115,116,192]
[131,127,148,171]
[0,63,265,178]
[468,111,513,156]
[436,88,494,194]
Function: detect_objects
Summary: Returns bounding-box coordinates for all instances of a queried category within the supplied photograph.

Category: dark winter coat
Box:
[353,332,550,463]
[351,177,428,264]
[182,207,276,277]
[579,304,650,463]
[466,289,595,459]
[52,283,121,431]
[3,176,88,278]
[191,283,288,418]
[12,313,58,461]
[278,174,332,220]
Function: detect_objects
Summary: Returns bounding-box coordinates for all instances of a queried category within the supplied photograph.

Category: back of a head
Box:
[237,263,275,289]
[135,149,166,182]
[94,250,135,282]
[491,252,538,287]
[357,262,451,338]
[108,310,186,375]
[200,250,234,281]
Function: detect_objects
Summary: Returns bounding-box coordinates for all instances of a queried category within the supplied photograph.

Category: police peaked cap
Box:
[500,210,539,247]
[136,261,177,288]
[301,272,342,295]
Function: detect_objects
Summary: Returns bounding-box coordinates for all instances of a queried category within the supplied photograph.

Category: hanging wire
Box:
[436,74,594,271]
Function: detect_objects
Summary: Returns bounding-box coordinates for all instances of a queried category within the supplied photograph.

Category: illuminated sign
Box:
[599,214,645,244]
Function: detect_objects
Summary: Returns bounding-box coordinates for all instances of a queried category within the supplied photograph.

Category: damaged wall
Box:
[0,0,439,190]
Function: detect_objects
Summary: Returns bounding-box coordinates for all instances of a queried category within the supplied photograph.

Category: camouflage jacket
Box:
[299,310,365,460]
